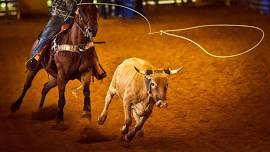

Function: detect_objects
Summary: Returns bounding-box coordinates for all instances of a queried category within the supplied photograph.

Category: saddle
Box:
[38,23,72,41]
[60,23,72,33]
[28,23,73,72]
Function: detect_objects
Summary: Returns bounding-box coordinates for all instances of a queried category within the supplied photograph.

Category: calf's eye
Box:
[150,82,156,88]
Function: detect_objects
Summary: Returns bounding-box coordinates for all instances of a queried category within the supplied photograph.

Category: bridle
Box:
[52,6,97,54]
[74,6,97,39]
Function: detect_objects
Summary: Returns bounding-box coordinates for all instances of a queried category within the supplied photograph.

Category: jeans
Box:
[31,15,73,56]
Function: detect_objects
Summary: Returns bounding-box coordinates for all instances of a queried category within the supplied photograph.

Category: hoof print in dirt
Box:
[51,123,69,131]
[31,105,58,121]
[77,127,116,144]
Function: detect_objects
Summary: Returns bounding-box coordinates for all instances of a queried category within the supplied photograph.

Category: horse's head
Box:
[75,3,98,39]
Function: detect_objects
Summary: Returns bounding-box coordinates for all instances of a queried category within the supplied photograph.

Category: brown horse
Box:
[10,4,102,123]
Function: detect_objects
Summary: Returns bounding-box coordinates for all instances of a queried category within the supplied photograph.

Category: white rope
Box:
[78,2,152,33]
[155,24,265,58]
[78,2,265,59]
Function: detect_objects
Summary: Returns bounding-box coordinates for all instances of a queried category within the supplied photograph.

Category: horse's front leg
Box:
[81,72,92,119]
[11,70,39,113]
[56,70,66,123]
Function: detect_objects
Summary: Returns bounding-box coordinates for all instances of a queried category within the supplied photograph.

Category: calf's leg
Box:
[120,97,132,135]
[132,110,144,137]
[126,114,149,142]
[98,85,116,125]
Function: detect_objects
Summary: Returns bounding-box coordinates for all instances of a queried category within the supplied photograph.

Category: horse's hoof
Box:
[55,118,64,124]
[125,131,135,142]
[10,103,19,113]
[55,115,64,124]
[56,111,64,123]
[81,111,91,119]
[38,107,43,112]
[97,115,107,125]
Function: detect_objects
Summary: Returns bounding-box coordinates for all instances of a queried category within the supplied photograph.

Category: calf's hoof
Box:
[125,131,135,142]
[81,111,91,119]
[137,130,144,137]
[97,115,107,125]
[10,103,20,113]
[120,125,128,135]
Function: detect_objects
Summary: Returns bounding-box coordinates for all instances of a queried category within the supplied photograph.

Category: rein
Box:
[53,7,95,53]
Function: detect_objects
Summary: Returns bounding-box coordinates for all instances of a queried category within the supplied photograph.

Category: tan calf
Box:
[98,58,182,141]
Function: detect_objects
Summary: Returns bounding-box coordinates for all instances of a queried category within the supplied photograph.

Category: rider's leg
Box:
[93,61,107,80]
[92,47,107,80]
[26,16,66,71]
[33,16,66,56]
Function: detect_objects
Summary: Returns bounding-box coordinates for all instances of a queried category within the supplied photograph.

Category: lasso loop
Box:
[158,24,265,58]
[78,2,265,59]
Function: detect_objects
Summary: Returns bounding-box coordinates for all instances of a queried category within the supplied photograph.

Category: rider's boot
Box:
[93,61,106,80]
[25,53,41,71]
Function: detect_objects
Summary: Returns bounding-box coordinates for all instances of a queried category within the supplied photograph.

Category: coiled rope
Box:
[78,2,265,58]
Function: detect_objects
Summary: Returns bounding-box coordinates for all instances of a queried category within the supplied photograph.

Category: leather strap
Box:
[55,42,94,53]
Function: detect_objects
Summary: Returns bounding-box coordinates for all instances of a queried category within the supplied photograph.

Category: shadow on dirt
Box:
[77,125,117,144]
[31,104,58,121]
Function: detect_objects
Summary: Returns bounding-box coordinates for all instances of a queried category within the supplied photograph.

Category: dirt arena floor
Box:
[1,5,270,152]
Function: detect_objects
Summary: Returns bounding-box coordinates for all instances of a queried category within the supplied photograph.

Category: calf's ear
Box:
[134,66,146,75]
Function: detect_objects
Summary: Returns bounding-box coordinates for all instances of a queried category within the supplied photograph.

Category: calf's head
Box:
[134,66,183,108]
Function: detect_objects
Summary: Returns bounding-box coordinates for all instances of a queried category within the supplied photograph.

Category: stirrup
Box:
[94,64,107,80]
[25,54,40,71]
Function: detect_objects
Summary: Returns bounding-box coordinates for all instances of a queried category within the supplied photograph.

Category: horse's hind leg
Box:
[11,70,38,113]
[81,72,92,119]
[39,75,57,110]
